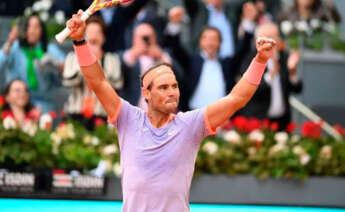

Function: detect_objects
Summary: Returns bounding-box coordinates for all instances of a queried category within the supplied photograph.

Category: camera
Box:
[142,35,150,46]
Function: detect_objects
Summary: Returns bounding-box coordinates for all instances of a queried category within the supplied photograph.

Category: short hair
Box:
[140,63,174,90]
[86,15,107,35]
[199,26,223,44]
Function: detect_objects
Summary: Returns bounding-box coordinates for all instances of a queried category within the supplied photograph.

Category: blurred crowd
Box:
[0,0,342,131]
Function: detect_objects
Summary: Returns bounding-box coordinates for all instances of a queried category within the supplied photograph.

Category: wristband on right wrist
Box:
[244,59,267,85]
[73,39,86,46]
[73,41,97,67]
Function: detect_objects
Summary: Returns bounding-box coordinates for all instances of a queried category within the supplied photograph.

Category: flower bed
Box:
[1,96,345,180]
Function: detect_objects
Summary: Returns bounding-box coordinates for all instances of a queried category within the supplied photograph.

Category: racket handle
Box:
[55,11,91,43]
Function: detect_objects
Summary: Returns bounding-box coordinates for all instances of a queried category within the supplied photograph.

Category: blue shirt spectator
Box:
[207,4,235,58]
[0,14,65,112]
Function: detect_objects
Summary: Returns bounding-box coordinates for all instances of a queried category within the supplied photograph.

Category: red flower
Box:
[286,122,298,133]
[270,122,279,131]
[59,110,65,118]
[0,96,4,107]
[59,122,66,128]
[82,108,93,119]
[1,110,14,119]
[334,125,345,135]
[52,169,66,175]
[94,118,105,127]
[247,118,261,131]
[221,120,233,131]
[254,141,262,148]
[49,111,57,119]
[301,121,322,139]
[262,119,270,129]
[232,116,247,132]
[26,109,40,121]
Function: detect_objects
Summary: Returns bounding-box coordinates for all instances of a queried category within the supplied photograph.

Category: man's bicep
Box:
[206,95,240,130]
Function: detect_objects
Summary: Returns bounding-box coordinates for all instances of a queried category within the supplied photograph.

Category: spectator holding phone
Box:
[0,14,65,113]
[121,23,173,109]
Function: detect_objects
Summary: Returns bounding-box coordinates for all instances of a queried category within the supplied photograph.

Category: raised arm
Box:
[182,0,200,20]
[206,38,276,129]
[67,11,121,121]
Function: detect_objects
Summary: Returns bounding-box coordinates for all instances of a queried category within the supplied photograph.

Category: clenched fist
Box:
[66,10,86,41]
[255,37,276,63]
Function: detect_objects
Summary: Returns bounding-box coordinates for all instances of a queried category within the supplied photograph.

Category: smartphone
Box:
[142,35,150,46]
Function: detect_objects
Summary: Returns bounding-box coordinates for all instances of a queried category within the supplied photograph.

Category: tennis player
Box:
[67,10,276,212]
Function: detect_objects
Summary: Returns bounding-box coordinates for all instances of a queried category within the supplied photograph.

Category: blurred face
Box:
[208,0,224,9]
[256,0,266,13]
[257,24,281,52]
[297,0,314,8]
[133,24,157,47]
[200,29,221,57]
[5,81,29,108]
[145,66,180,114]
[86,22,105,48]
[26,16,42,45]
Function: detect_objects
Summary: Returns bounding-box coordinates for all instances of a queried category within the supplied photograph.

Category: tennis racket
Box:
[55,0,133,43]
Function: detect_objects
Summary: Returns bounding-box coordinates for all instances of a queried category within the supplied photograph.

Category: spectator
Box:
[165,7,256,111]
[280,0,341,23]
[121,23,175,109]
[255,0,274,24]
[253,0,281,22]
[1,79,40,126]
[62,16,123,130]
[97,0,151,52]
[0,14,65,113]
[182,0,252,58]
[122,0,168,49]
[237,23,303,130]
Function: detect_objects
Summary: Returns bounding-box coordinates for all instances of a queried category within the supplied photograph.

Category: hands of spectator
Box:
[66,10,86,41]
[287,50,301,76]
[59,62,65,73]
[242,2,259,22]
[128,41,148,61]
[169,7,185,23]
[8,25,19,45]
[3,25,19,54]
[255,37,276,64]
[148,44,163,61]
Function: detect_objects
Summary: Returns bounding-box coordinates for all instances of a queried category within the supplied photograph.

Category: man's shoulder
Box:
[175,108,205,124]
[121,99,146,118]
